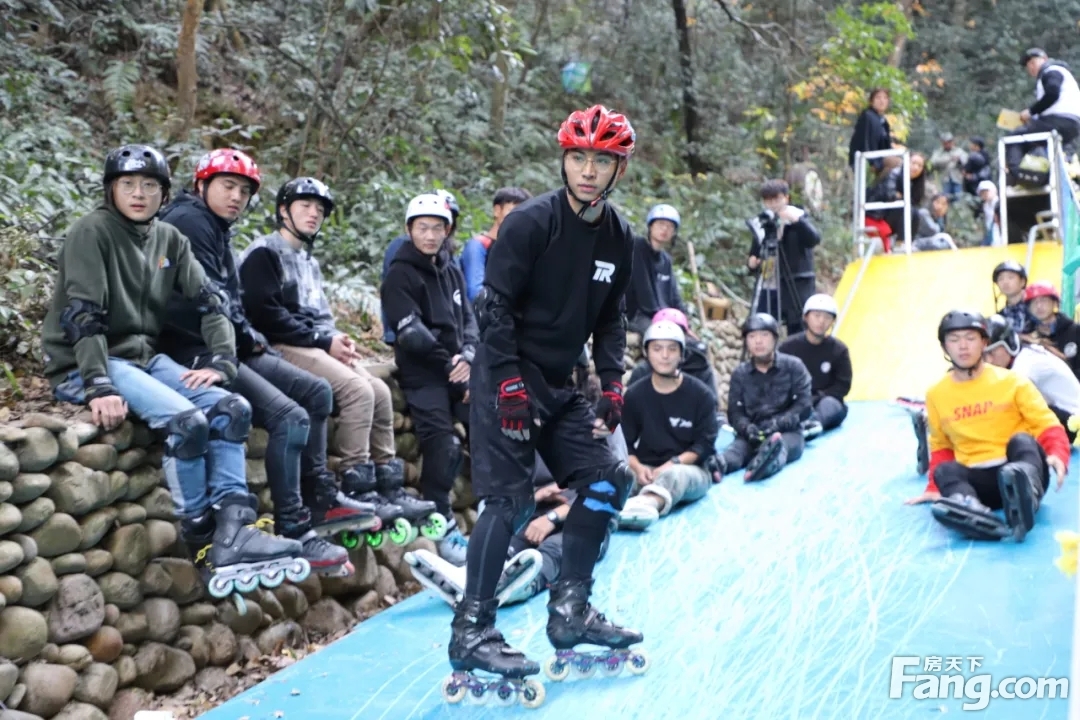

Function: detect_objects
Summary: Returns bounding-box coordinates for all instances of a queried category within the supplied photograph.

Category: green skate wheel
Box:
[208,575,234,599]
[366,530,386,549]
[389,518,413,546]
[404,525,420,545]
[520,679,545,708]
[420,512,448,540]
[543,656,570,682]
[340,531,360,549]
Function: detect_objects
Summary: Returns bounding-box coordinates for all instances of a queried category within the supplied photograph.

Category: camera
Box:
[746,210,780,247]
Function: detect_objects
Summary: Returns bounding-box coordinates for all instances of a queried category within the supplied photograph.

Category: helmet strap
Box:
[561,154,619,223]
[281,205,319,247]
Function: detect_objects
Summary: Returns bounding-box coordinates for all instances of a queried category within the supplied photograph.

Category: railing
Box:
[832,238,877,337]
[851,148,912,256]
[997,131,1062,246]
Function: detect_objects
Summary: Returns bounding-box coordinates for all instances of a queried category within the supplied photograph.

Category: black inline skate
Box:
[266,504,355,580]
[306,470,382,551]
[442,597,545,708]
[341,462,412,548]
[377,459,448,543]
[543,578,649,683]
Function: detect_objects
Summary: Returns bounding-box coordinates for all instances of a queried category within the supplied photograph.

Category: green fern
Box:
[102,59,140,117]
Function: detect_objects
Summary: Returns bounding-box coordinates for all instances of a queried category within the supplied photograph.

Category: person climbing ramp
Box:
[906,310,1069,543]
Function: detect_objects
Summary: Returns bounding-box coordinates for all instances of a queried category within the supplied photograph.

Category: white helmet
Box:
[643,320,686,351]
[646,204,681,229]
[405,193,453,225]
[803,293,838,317]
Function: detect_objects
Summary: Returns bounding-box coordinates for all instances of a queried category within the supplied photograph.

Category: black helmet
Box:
[1021,48,1048,67]
[992,259,1027,285]
[275,177,335,221]
[103,145,171,190]
[986,314,1021,357]
[937,310,988,345]
[742,312,779,338]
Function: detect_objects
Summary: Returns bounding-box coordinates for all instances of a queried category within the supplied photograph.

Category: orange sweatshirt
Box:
[925,364,1070,493]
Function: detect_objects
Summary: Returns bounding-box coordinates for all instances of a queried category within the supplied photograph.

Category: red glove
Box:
[496,377,533,441]
[596,382,624,431]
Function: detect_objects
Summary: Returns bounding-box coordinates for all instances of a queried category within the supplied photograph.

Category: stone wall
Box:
[0,367,474,720]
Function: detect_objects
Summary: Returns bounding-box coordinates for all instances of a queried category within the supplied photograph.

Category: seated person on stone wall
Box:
[156,150,372,579]
[717,313,813,483]
[778,293,852,436]
[617,320,718,530]
[624,204,689,334]
[1022,281,1080,382]
[238,178,441,545]
[42,144,306,593]
[381,193,478,565]
[906,310,1068,543]
[908,313,1080,474]
[993,260,1034,334]
[625,308,717,404]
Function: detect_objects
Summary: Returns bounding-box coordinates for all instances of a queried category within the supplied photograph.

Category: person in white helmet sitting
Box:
[778,293,853,435]
[617,319,719,530]
[624,203,689,334]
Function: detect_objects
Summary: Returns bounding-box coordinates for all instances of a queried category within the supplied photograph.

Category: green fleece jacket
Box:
[42,206,236,397]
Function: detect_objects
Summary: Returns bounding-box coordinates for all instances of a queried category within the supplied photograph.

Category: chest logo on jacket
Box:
[592,261,615,283]
[453,289,462,307]
[669,417,693,429]
[821,361,831,373]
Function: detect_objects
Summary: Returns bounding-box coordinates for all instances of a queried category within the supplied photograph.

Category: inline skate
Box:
[341,462,413,548]
[377,459,448,542]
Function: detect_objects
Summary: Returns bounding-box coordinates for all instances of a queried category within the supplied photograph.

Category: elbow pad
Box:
[474,286,516,333]
[396,314,438,354]
[197,284,229,316]
[59,299,109,343]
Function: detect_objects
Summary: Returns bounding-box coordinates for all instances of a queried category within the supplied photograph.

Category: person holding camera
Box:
[747,180,821,337]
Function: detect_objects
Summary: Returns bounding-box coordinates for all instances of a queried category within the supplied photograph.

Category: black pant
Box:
[1006,115,1080,169]
[722,431,804,471]
[933,434,1049,510]
[403,384,468,517]
[814,396,848,431]
[232,352,333,526]
[754,276,815,336]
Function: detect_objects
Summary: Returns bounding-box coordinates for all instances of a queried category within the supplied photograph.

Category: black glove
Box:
[744,423,764,441]
[595,382,624,432]
[497,377,533,441]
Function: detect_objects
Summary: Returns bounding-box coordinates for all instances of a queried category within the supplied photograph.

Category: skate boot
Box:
[496,548,544,607]
[931,493,1010,541]
[543,578,648,682]
[341,463,413,548]
[181,512,217,588]
[405,549,467,606]
[443,597,545,708]
[437,517,468,567]
[618,495,660,531]
[998,462,1044,543]
[912,409,930,476]
[801,418,823,440]
[262,511,355,579]
[377,459,448,542]
[744,433,788,483]
[307,470,382,550]
[206,495,310,602]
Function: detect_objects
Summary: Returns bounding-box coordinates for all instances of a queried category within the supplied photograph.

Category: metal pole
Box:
[902,151,912,255]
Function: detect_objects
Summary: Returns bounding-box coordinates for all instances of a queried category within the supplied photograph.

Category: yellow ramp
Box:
[833,242,1062,402]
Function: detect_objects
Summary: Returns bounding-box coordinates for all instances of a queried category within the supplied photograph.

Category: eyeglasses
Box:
[565,152,616,171]
[115,178,163,196]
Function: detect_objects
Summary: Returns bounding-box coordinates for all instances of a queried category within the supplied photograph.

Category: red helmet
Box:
[1024,281,1059,303]
[194,148,261,191]
[557,105,636,158]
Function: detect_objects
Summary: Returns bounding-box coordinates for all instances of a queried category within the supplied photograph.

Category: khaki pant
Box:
[634,464,711,515]
[274,345,396,467]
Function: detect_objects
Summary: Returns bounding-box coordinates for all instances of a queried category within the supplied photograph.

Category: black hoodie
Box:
[381,241,479,389]
[624,235,687,334]
[158,190,270,365]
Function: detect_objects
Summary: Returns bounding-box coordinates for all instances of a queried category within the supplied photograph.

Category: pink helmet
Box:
[652,308,689,331]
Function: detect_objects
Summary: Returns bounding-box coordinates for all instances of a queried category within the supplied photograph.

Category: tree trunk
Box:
[671,0,705,174]
[950,0,968,27]
[174,0,204,138]
[490,51,510,137]
[887,0,914,68]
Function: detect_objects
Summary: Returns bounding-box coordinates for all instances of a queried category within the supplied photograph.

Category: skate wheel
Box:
[366,530,386,549]
[421,512,448,540]
[494,682,517,706]
[340,531,359,550]
[467,683,488,704]
[543,656,570,682]
[234,574,260,593]
[208,575,234,599]
[405,525,420,545]
[600,658,624,677]
[232,593,247,616]
[285,558,311,583]
[440,675,467,704]
[261,568,286,589]
[520,679,545,709]
[626,650,650,675]
[574,660,596,679]
[389,518,413,546]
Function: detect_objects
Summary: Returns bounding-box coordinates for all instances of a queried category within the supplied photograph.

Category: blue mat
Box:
[200,402,1077,719]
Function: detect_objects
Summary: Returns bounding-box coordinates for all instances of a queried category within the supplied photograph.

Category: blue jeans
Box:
[54,355,248,519]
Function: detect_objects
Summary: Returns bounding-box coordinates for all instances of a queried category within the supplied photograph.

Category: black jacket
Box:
[627,339,717,404]
[727,352,813,439]
[848,108,892,169]
[625,235,687,334]
[158,190,269,365]
[381,241,479,389]
[1037,312,1080,382]
[481,189,633,389]
[747,210,820,280]
[778,332,852,404]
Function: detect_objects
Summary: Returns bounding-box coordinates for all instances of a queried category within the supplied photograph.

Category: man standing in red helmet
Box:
[442,106,646,704]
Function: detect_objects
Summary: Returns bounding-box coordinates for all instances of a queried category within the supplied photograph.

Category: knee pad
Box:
[483,494,537,535]
[206,394,253,443]
[579,462,635,515]
[165,408,209,460]
[280,405,311,446]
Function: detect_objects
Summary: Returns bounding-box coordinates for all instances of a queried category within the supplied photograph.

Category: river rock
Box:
[0,480,11,503]
[103,525,149,577]
[0,659,17,700]
[112,610,147,644]
[194,665,230,695]
[0,503,21,537]
[20,414,69,432]
[6,682,26,709]
[77,508,117,551]
[271,584,308,619]
[0,426,28,443]
[293,572,322,606]
[141,598,180,643]
[113,451,144,474]
[11,473,50,504]
[102,604,119,626]
[142,520,175,559]
[175,625,209,669]
[301,597,353,637]
[107,687,149,719]
[374,565,397,600]
[121,467,158,503]
[204,622,237,666]
[70,423,98,446]
[137,563,171,597]
[52,553,88,576]
[130,423,153,449]
[112,656,136,689]
[96,573,140,611]
[47,574,105,643]
[18,662,77,717]
[110,503,142,527]
[216,598,262,636]
[0,539,24,573]
[0,574,22,604]
[255,589,283,621]
[178,602,215,626]
[8,532,36,561]
[73,662,118,709]
[351,589,381,617]
[29,513,82,558]
[17,557,58,607]
[133,642,195,692]
[57,643,94,671]
[244,458,267,491]
[104,473,126,507]
[14,428,59,472]
[84,626,123,663]
[98,422,133,452]
[0,443,18,482]
[48,463,113,517]
[17,496,55,534]
[137,487,174,521]
[82,550,113,577]
[246,428,268,459]
[54,701,109,720]
[156,558,202,605]
[255,620,304,655]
